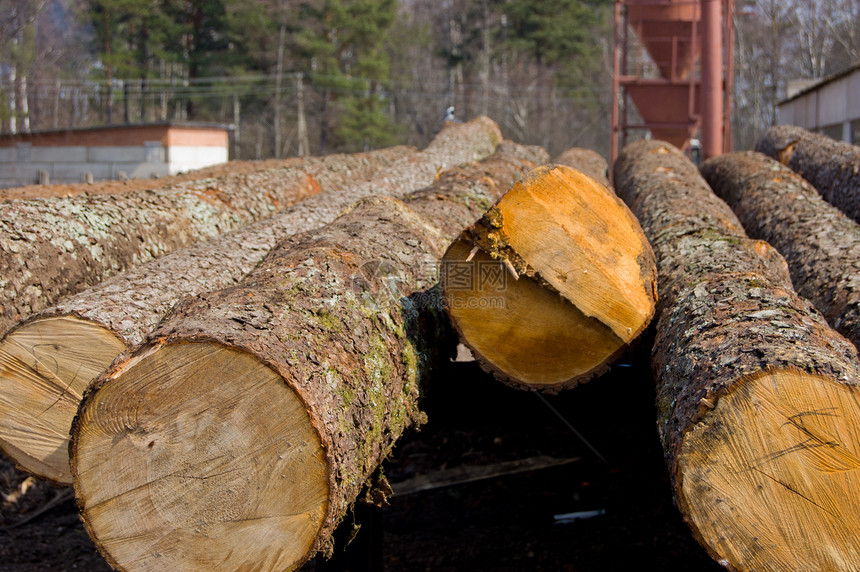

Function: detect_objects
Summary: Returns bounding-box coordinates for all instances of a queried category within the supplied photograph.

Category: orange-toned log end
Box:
[678,369,860,570]
[442,164,657,392]
[71,342,328,571]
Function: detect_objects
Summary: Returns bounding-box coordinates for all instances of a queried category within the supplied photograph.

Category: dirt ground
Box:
[0,340,721,571]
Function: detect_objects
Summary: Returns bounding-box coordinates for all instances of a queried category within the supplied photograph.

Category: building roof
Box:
[779,61,860,106]
[0,122,233,148]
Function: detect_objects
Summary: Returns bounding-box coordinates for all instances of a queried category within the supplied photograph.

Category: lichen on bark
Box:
[72,140,548,570]
[701,151,860,349]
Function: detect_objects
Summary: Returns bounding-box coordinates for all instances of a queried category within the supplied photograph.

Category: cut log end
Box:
[0,317,126,484]
[444,239,625,389]
[443,164,657,391]
[679,368,860,570]
[72,342,328,571]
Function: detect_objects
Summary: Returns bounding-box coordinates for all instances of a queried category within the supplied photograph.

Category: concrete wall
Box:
[778,68,860,143]
[0,142,231,188]
[0,123,231,189]
[0,142,172,188]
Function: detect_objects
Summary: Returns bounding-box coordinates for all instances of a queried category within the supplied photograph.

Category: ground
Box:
[0,341,722,571]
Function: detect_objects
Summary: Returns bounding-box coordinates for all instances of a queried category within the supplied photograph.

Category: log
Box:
[554,147,610,187]
[441,164,657,392]
[0,147,418,334]
[756,124,860,223]
[614,139,860,571]
[700,151,860,349]
[0,117,504,485]
[70,141,549,571]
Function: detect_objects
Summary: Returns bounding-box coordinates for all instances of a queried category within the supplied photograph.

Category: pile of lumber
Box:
[0,146,405,333]
[616,139,860,570]
[0,116,859,571]
[756,124,860,223]
[0,115,503,485]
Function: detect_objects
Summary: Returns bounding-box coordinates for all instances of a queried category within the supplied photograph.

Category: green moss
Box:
[452,184,494,213]
[379,311,403,339]
[333,367,354,406]
[400,342,419,398]
[742,277,769,289]
[695,227,742,245]
[314,307,342,332]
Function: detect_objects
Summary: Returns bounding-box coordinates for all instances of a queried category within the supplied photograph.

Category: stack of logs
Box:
[0,116,858,571]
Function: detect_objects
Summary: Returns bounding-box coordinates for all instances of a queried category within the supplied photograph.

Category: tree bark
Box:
[554,147,610,187]
[0,145,428,335]
[701,151,860,349]
[615,139,860,571]
[70,141,547,572]
[756,124,860,223]
[442,163,657,392]
[0,117,503,485]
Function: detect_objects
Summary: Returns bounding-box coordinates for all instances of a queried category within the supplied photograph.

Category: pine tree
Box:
[295,0,397,152]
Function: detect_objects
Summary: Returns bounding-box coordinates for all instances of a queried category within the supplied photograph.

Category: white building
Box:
[0,122,232,188]
[778,63,860,143]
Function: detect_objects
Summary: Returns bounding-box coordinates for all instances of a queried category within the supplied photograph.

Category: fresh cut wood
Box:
[70,141,548,571]
[442,162,657,392]
[0,146,421,334]
[615,139,860,571]
[0,116,503,485]
[756,124,860,223]
[700,151,860,349]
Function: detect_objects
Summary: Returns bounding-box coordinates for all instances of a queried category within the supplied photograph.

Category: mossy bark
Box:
[614,140,860,569]
[11,116,504,349]
[0,119,506,486]
[756,124,860,223]
[71,141,547,570]
[701,151,860,349]
[0,147,416,334]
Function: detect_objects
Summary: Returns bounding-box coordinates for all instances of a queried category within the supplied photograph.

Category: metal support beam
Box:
[701,0,723,158]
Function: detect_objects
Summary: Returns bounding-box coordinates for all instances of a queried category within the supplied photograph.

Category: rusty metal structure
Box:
[611,0,733,165]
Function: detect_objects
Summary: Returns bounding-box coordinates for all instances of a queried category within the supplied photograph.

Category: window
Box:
[821,123,845,142]
[851,119,860,144]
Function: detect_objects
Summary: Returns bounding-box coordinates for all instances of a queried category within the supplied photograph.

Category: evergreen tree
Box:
[295,0,397,152]
[502,0,605,67]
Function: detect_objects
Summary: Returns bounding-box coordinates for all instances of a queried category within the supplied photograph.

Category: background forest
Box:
[1,0,859,159]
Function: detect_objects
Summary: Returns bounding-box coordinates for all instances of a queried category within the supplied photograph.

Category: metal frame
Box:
[610,0,733,170]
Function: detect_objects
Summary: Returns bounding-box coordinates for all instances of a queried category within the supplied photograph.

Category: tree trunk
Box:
[554,147,610,187]
[701,151,860,349]
[756,124,860,223]
[296,74,310,157]
[442,163,657,392]
[273,23,286,159]
[0,117,502,485]
[614,139,860,571]
[0,140,447,335]
[70,141,546,572]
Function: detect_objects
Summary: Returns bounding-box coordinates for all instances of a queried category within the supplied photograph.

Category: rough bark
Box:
[70,141,548,572]
[0,147,417,335]
[756,124,860,223]
[701,151,860,349]
[615,139,860,571]
[442,164,657,392]
[553,147,610,187]
[0,116,504,485]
